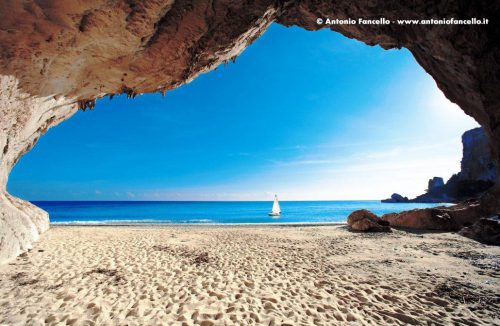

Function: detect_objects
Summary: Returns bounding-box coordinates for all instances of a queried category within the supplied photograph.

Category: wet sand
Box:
[0,225,498,325]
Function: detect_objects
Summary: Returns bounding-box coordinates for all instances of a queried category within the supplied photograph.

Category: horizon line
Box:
[30,199,387,203]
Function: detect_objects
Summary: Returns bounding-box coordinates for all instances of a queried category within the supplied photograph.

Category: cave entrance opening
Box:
[6,23,483,224]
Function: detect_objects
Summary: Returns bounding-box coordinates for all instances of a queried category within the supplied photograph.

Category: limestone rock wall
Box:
[0,76,77,263]
[0,0,499,262]
[0,0,277,99]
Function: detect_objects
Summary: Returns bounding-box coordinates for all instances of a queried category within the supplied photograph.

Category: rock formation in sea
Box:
[382,127,499,203]
[0,1,499,262]
[382,193,410,204]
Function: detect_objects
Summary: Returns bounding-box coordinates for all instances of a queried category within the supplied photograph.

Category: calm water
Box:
[32,201,447,225]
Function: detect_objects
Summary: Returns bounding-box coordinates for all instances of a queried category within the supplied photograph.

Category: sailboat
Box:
[268,194,281,217]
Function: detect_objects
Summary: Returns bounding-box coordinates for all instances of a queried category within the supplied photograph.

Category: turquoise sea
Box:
[32,201,447,225]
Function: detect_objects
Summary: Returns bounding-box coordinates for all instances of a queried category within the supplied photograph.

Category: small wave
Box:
[51,219,169,225]
[51,218,218,225]
[186,219,214,223]
[51,220,347,226]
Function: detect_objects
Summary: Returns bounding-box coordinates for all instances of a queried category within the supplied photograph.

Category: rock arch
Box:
[0,0,499,263]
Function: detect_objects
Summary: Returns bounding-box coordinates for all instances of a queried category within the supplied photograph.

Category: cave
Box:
[0,1,499,263]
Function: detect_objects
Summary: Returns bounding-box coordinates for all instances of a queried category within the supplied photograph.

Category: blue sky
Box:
[8,24,478,201]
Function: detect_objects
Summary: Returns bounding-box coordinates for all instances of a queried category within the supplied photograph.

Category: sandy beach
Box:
[0,225,498,325]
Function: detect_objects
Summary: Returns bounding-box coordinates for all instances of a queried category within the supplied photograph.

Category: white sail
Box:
[271,195,281,214]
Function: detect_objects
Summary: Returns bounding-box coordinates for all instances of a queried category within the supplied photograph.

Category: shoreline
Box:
[50,221,348,227]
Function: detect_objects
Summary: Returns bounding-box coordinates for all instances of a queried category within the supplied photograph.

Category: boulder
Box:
[382,208,452,230]
[381,201,486,231]
[347,210,391,232]
[458,216,500,245]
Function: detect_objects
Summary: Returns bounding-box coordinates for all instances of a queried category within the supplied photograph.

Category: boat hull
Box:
[268,213,280,217]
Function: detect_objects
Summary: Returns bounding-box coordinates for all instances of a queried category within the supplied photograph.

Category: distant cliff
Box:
[460,127,499,182]
[383,127,498,203]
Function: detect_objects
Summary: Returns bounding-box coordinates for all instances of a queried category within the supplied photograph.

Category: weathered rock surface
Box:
[381,201,488,231]
[461,128,499,182]
[0,1,499,262]
[347,210,391,232]
[458,215,500,245]
[438,128,498,201]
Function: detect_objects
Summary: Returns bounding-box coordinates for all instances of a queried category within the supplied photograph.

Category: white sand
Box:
[0,225,498,325]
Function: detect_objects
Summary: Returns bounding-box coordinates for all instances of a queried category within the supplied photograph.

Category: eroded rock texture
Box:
[0,76,77,263]
[347,210,391,232]
[460,128,499,182]
[459,215,500,245]
[0,0,499,262]
[381,201,488,231]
